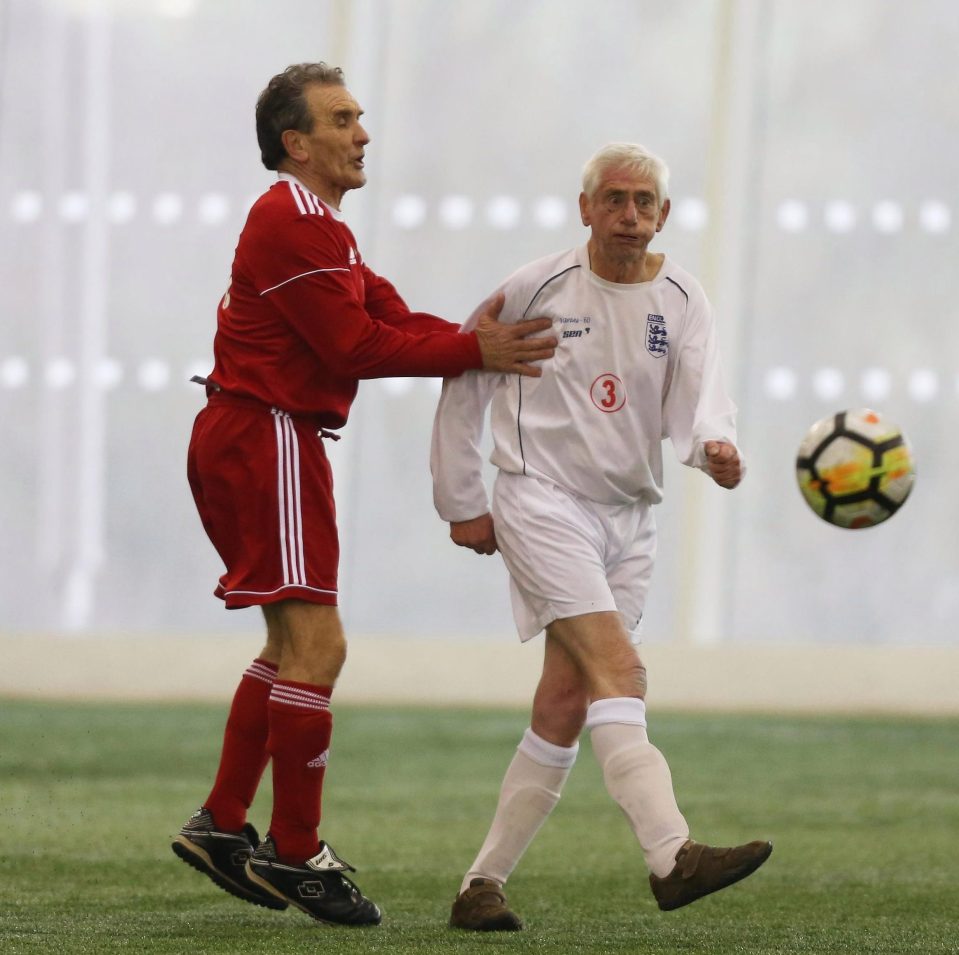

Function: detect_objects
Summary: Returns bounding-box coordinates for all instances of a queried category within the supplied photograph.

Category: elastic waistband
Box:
[203,388,341,440]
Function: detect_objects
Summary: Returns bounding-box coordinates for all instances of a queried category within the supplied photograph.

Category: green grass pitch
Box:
[1,700,957,954]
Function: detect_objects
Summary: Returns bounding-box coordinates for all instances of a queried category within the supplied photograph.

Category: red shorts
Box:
[187,394,339,608]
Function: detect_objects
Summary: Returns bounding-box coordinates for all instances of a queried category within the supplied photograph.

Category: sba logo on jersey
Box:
[646,314,668,358]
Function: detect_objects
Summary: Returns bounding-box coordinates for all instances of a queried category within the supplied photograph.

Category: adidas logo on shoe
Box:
[307,749,329,768]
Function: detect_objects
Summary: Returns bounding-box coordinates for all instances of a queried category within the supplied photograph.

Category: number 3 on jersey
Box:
[590,373,626,413]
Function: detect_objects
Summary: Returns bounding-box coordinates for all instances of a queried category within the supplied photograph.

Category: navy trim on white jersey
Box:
[665,275,689,302]
[522,265,582,319]
[518,264,582,474]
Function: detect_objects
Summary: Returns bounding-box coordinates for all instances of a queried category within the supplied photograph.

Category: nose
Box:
[621,199,639,223]
[356,122,371,146]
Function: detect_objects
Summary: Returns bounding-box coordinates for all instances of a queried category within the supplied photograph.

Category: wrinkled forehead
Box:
[593,166,658,196]
[306,83,363,120]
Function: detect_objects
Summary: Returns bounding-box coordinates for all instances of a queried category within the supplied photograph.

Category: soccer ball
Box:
[795,408,915,529]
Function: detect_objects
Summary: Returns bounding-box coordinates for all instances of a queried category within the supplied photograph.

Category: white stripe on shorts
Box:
[272,410,306,587]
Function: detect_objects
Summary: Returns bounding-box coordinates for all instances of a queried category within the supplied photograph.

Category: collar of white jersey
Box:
[577,244,670,289]
[276,172,346,222]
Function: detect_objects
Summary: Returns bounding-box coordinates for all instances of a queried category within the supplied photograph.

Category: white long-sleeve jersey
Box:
[431,245,739,521]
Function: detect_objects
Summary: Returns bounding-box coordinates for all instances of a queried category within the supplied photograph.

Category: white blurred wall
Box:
[1,0,957,656]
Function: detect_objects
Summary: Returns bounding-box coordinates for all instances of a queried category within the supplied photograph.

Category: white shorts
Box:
[491,471,656,643]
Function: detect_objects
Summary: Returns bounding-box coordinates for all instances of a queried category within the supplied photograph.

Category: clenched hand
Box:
[450,513,498,555]
[704,440,743,489]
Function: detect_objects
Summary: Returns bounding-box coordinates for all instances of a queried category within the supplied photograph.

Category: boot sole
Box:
[245,863,381,927]
[173,836,288,911]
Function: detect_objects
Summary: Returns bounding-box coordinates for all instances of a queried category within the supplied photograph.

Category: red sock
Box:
[266,680,333,864]
[204,658,277,832]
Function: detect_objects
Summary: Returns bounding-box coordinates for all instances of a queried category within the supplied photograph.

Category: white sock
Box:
[460,728,578,893]
[586,697,689,878]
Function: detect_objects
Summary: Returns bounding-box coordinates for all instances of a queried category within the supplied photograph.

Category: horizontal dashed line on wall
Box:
[3,191,953,235]
[0,357,954,404]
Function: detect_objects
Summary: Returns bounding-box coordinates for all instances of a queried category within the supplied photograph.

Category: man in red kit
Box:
[172,62,556,927]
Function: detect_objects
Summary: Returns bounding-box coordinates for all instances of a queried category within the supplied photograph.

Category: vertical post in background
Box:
[37,3,69,588]
[322,0,389,625]
[675,0,767,645]
[62,1,112,632]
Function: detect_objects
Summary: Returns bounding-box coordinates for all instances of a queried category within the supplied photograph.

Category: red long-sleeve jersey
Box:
[207,173,482,428]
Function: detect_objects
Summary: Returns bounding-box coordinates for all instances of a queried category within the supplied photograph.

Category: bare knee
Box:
[531,680,589,747]
[263,600,347,685]
[546,612,650,703]
[627,657,648,699]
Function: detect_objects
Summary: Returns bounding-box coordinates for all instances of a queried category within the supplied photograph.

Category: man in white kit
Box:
[431,142,772,931]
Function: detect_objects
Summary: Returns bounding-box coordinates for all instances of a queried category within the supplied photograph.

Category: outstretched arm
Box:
[362,269,556,379]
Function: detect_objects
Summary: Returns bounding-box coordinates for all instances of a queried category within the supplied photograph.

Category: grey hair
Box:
[255,62,346,170]
[581,142,670,204]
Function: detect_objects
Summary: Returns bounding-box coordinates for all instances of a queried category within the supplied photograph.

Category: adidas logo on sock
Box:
[307,749,329,769]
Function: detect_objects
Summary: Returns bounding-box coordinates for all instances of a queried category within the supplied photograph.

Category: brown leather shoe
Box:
[449,878,523,931]
[649,839,773,911]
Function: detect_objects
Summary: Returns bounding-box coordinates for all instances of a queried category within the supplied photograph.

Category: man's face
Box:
[579,167,670,265]
[298,83,370,197]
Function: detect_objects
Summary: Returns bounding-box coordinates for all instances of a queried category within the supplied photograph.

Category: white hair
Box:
[581,142,670,204]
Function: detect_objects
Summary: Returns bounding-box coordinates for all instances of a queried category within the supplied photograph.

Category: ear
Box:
[656,197,671,232]
[578,192,591,226]
[281,128,309,164]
